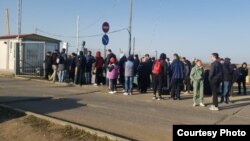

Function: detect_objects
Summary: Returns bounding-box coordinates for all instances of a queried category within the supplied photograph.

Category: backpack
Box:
[56,56,64,64]
[152,60,161,74]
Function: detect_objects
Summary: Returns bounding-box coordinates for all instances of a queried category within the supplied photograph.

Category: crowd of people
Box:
[44,49,249,111]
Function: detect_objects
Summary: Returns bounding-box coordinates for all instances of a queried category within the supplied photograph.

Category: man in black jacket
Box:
[75,51,86,86]
[237,62,248,95]
[222,58,233,104]
[44,51,52,80]
[209,53,223,111]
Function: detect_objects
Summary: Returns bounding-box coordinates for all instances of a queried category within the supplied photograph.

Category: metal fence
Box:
[15,41,56,77]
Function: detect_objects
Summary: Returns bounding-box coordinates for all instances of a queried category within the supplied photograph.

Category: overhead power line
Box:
[36,28,127,39]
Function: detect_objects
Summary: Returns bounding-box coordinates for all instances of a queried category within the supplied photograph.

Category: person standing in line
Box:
[105,49,117,86]
[144,54,153,90]
[107,57,119,94]
[190,59,205,107]
[44,51,52,80]
[237,62,248,95]
[51,50,59,82]
[221,58,233,104]
[75,51,86,86]
[209,53,223,111]
[69,53,77,83]
[170,53,184,100]
[151,53,167,100]
[118,53,127,90]
[183,57,192,94]
[137,57,149,93]
[124,55,134,95]
[94,51,104,86]
[85,51,95,84]
[57,51,65,83]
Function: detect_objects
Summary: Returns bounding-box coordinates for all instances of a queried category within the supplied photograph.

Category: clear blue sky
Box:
[0,0,250,63]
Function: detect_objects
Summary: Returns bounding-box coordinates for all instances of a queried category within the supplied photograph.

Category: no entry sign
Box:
[102,22,110,33]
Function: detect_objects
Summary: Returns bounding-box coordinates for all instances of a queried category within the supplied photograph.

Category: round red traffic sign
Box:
[102,22,110,33]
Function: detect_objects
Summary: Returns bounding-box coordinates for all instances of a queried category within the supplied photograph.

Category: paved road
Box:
[1,77,250,141]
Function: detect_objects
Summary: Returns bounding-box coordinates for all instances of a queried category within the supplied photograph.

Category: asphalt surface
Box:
[1,77,250,141]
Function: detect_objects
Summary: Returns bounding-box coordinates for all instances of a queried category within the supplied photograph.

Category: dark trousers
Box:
[152,74,163,97]
[75,67,84,86]
[238,80,246,94]
[171,79,182,98]
[45,67,52,80]
[119,73,125,88]
[184,78,192,92]
[69,68,75,82]
[139,75,148,93]
[95,68,103,85]
[110,79,117,91]
[210,80,220,107]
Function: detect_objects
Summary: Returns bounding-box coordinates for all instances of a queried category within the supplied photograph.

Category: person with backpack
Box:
[75,51,86,86]
[237,62,248,95]
[107,57,119,94]
[170,53,184,100]
[124,55,134,95]
[152,53,167,100]
[209,53,223,111]
[190,59,205,107]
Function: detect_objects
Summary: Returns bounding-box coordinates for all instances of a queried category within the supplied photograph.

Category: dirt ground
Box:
[0,107,111,141]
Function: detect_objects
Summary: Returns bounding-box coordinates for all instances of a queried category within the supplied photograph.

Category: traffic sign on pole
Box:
[102,34,109,46]
[102,22,110,33]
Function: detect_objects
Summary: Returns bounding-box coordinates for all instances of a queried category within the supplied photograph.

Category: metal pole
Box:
[104,46,106,59]
[17,0,22,35]
[76,16,80,53]
[155,50,158,59]
[132,37,135,55]
[128,0,133,56]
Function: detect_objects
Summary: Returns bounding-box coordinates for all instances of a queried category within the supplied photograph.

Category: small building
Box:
[0,34,61,75]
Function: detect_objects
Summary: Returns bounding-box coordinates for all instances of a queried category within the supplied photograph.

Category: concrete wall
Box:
[0,40,8,70]
[0,39,18,73]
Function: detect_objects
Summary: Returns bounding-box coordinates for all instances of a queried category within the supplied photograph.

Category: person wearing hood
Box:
[222,58,233,103]
[237,62,248,95]
[107,57,119,94]
[94,51,104,86]
[118,53,127,89]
